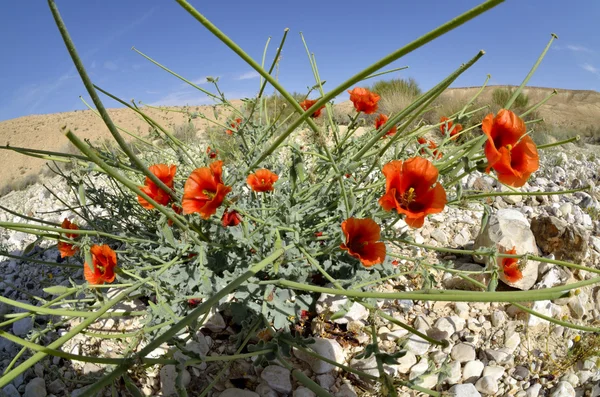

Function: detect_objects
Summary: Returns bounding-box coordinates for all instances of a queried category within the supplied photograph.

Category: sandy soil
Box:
[1,86,599,194]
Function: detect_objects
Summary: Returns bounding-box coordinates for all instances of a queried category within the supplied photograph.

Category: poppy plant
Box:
[482,109,539,187]
[439,116,463,139]
[417,137,442,159]
[206,146,218,159]
[501,246,523,283]
[221,209,242,227]
[299,99,325,118]
[138,164,177,210]
[340,217,386,267]
[61,218,79,239]
[375,114,397,137]
[225,118,243,135]
[84,244,117,285]
[247,169,279,192]
[347,87,380,114]
[379,157,447,228]
[182,160,232,219]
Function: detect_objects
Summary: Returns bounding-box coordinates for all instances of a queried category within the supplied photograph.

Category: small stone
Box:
[294,338,345,374]
[434,316,466,336]
[490,310,507,327]
[219,389,259,397]
[463,360,485,382]
[24,377,46,397]
[336,383,358,397]
[34,364,44,378]
[47,379,66,395]
[12,318,33,337]
[395,351,417,374]
[483,365,505,381]
[485,348,513,365]
[160,365,190,397]
[316,374,335,390]
[293,386,316,397]
[204,310,226,332]
[2,384,21,397]
[448,383,482,397]
[378,326,408,341]
[260,365,292,394]
[350,356,378,378]
[451,343,476,363]
[512,366,530,381]
[454,302,470,319]
[409,360,429,380]
[550,381,575,397]
[404,330,431,355]
[444,361,462,385]
[82,362,102,375]
[526,383,542,397]
[255,384,277,397]
[504,331,521,352]
[475,375,499,395]
[431,229,448,245]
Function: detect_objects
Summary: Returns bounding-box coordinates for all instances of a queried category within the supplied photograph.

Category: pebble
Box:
[316,374,336,390]
[24,378,47,397]
[483,365,505,381]
[475,375,499,395]
[463,360,485,382]
[2,384,20,397]
[336,383,358,397]
[220,389,260,397]
[160,365,191,396]
[293,387,316,397]
[294,338,345,374]
[451,343,476,363]
[255,384,278,397]
[395,351,417,374]
[550,381,576,397]
[404,330,431,355]
[260,365,292,394]
[526,383,542,397]
[448,383,482,396]
[512,366,530,381]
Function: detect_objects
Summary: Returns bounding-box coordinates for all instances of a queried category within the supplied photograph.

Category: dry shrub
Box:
[370,77,422,116]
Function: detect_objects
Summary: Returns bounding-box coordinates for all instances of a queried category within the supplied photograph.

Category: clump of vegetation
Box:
[370,77,422,116]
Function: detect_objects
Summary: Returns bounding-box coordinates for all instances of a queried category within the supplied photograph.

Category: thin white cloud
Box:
[582,63,600,75]
[104,61,118,71]
[191,76,210,85]
[148,89,253,107]
[567,44,594,53]
[236,71,260,80]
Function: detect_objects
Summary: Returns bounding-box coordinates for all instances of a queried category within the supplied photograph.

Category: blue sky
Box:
[1,0,599,121]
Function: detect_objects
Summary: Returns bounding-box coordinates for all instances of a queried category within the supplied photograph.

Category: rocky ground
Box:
[1,142,600,397]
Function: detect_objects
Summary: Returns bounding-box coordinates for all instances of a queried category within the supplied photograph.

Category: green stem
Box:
[277,353,334,397]
[538,135,579,150]
[448,185,589,204]
[47,0,177,201]
[505,33,558,109]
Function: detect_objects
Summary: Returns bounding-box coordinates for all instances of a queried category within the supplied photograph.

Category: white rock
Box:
[568,294,586,319]
[528,300,559,328]
[475,375,499,395]
[378,326,408,341]
[445,361,462,385]
[395,351,417,374]
[204,309,226,332]
[220,389,260,397]
[409,360,429,380]
[473,209,540,290]
[454,302,470,319]
[504,331,521,352]
[448,383,482,397]
[550,381,576,397]
[336,383,358,397]
[482,365,505,381]
[590,236,600,253]
[451,343,476,363]
[559,203,572,216]
[490,310,507,327]
[485,348,513,365]
[24,377,47,397]
[160,365,190,397]
[404,329,431,355]
[526,383,542,397]
[294,338,345,374]
[434,316,466,337]
[431,229,448,245]
[294,386,316,397]
[463,360,485,382]
[255,383,277,397]
[260,365,292,394]
[316,374,335,390]
[335,302,369,324]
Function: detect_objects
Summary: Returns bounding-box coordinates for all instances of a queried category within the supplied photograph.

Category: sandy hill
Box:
[0,86,598,194]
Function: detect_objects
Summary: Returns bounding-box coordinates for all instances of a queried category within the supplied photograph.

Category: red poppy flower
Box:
[61,218,79,239]
[482,109,539,187]
[84,244,117,285]
[206,146,218,159]
[417,137,442,159]
[188,298,201,307]
[299,99,325,118]
[314,232,323,237]
[378,157,447,228]
[247,169,279,192]
[137,164,177,210]
[347,87,380,114]
[391,259,399,266]
[167,204,183,227]
[340,218,386,267]
[439,117,463,140]
[501,246,523,283]
[375,114,397,137]
[221,209,242,227]
[182,161,232,219]
[58,241,78,258]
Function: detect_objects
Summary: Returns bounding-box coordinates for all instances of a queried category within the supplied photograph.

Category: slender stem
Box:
[538,135,579,149]
[47,0,177,201]
[277,353,334,397]
[505,33,558,109]
[448,185,589,204]
[249,0,505,169]
[520,89,557,118]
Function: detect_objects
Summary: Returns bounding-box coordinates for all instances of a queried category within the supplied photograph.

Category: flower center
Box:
[505,144,513,151]
[401,187,417,207]
[202,189,216,199]
[260,178,266,185]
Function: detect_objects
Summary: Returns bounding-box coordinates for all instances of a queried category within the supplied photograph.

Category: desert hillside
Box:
[1,86,599,194]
